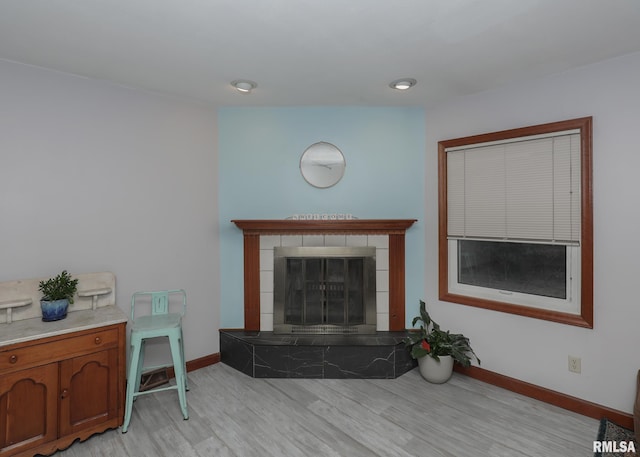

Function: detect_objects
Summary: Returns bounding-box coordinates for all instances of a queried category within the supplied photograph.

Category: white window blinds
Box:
[446,131,581,244]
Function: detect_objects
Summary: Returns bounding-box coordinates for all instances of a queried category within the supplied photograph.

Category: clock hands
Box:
[310,160,343,170]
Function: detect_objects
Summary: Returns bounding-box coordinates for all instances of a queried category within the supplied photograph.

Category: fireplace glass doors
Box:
[273,247,376,334]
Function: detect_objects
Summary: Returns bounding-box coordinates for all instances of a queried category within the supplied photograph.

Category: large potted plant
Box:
[38,270,79,322]
[404,300,480,383]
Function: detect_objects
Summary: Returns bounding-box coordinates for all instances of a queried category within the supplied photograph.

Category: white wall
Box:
[0,59,220,362]
[424,52,640,413]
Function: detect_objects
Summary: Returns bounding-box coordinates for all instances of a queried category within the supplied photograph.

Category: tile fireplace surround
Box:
[223,219,418,379]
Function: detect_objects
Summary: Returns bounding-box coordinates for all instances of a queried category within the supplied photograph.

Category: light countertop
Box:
[0,305,128,348]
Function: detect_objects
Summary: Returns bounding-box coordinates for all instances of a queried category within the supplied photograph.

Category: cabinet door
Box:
[59,348,119,436]
[0,364,58,455]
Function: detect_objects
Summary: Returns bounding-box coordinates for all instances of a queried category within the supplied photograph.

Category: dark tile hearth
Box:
[219,330,417,379]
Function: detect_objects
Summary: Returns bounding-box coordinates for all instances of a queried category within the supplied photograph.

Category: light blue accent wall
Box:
[218,107,425,328]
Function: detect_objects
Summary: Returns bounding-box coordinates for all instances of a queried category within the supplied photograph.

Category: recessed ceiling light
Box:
[389,78,417,90]
[231,80,257,93]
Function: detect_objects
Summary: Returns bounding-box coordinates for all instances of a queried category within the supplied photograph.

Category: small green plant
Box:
[404,300,480,368]
[38,270,79,303]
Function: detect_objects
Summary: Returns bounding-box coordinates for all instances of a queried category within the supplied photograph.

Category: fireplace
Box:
[273,246,376,334]
[223,219,418,379]
[231,219,417,332]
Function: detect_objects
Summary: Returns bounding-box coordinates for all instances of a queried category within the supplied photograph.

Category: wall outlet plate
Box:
[568,355,581,373]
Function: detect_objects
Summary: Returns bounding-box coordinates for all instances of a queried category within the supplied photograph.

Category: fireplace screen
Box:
[273,246,376,334]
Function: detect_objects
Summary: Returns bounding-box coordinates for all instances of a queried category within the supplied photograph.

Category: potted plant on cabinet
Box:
[38,270,79,322]
[404,300,480,383]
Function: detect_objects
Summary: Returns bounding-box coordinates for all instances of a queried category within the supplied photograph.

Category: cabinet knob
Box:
[61,389,69,399]
[94,337,102,345]
[9,354,18,364]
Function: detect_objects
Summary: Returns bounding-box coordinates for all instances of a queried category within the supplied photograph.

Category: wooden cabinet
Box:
[0,321,126,457]
[0,364,58,455]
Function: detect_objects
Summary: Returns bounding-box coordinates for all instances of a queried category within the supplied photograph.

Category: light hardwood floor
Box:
[53,363,599,456]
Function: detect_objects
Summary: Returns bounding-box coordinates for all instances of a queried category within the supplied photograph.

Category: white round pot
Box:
[418,355,454,384]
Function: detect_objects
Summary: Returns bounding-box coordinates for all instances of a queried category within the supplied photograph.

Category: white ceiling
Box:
[1,0,640,107]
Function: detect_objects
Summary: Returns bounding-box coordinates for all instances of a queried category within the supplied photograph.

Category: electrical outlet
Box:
[568,355,581,373]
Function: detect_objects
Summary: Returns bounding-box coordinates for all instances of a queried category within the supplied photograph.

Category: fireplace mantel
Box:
[232,219,417,332]
[232,219,417,235]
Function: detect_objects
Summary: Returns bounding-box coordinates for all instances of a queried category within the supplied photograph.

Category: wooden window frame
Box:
[438,117,593,328]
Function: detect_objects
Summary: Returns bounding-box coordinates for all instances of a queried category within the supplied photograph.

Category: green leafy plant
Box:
[404,300,480,368]
[38,270,79,303]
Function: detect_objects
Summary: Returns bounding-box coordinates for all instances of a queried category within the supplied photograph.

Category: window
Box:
[438,117,593,327]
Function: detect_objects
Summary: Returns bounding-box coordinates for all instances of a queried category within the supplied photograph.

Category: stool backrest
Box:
[131,289,186,321]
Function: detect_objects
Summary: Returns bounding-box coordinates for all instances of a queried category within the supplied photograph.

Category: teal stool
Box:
[122,290,189,433]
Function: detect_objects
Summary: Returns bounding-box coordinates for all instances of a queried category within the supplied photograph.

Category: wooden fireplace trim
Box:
[232,219,417,331]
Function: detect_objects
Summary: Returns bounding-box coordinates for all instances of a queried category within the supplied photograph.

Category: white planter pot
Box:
[418,355,454,384]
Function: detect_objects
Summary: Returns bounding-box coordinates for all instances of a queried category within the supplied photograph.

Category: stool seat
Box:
[122,290,188,433]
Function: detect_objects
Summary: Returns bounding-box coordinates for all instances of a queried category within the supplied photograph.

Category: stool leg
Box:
[179,328,189,391]
[168,333,189,420]
[122,335,144,433]
[134,339,146,395]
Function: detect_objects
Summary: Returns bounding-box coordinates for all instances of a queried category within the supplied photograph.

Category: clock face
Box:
[299,142,346,188]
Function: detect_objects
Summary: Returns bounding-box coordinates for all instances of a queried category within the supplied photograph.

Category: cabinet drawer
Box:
[0,328,119,373]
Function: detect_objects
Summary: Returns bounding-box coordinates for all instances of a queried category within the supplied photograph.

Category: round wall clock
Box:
[299,142,346,188]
